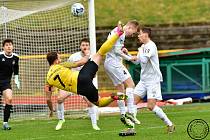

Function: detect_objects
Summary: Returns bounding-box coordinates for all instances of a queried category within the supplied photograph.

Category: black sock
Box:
[4,104,12,122]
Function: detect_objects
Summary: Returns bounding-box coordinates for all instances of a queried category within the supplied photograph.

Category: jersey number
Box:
[143,48,150,54]
[54,75,65,88]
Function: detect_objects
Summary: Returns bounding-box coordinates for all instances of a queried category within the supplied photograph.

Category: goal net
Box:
[0,0,91,119]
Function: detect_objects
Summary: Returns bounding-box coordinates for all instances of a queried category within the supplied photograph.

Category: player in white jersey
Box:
[68,38,100,131]
[104,20,140,128]
[54,38,100,131]
[132,27,175,133]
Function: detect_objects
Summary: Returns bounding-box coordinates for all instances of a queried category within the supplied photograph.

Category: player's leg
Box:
[123,76,141,125]
[83,96,100,130]
[78,61,127,107]
[147,99,175,133]
[90,95,127,107]
[104,63,130,126]
[110,66,139,125]
[115,85,126,117]
[97,21,124,56]
[147,83,175,133]
[104,62,134,127]
[115,85,134,128]
[80,84,127,107]
[134,94,144,110]
[2,88,13,130]
[124,77,135,114]
[104,62,127,115]
[45,91,53,117]
[78,60,127,108]
[57,90,70,120]
[91,22,123,66]
[55,90,71,130]
[104,67,127,117]
[77,22,124,90]
[132,81,148,125]
[114,84,134,128]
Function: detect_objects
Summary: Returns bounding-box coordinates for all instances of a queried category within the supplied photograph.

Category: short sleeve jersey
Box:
[46,64,79,93]
[138,40,163,83]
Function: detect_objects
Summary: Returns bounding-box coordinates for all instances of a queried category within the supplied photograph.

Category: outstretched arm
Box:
[44,84,54,117]
[114,46,133,61]
[61,55,89,68]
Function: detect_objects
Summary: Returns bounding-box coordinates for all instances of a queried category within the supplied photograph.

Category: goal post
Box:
[0,0,96,119]
[88,0,98,88]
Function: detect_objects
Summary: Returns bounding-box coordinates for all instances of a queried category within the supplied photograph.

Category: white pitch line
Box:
[21,124,186,140]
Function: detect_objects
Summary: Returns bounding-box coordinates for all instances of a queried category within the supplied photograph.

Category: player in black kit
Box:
[0,39,20,130]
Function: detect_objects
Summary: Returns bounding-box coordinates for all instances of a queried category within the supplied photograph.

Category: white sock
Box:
[133,105,138,117]
[57,102,64,120]
[117,92,126,115]
[126,88,135,114]
[152,105,172,126]
[88,106,97,125]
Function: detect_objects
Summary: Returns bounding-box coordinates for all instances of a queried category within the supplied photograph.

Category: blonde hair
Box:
[127,20,141,32]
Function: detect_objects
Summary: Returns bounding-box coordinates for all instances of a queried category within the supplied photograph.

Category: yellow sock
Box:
[97,33,120,56]
[98,97,114,107]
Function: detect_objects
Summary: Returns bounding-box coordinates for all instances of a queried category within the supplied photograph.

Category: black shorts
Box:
[0,82,12,95]
[77,60,99,103]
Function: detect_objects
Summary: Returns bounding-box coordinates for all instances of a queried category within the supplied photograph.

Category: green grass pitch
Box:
[1,103,210,140]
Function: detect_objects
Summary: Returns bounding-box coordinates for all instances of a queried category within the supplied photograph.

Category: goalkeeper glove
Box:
[14,75,20,89]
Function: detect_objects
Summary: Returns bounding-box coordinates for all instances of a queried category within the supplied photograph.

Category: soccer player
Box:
[54,38,100,131]
[0,39,20,130]
[68,38,100,130]
[44,23,126,121]
[132,27,175,133]
[104,20,140,128]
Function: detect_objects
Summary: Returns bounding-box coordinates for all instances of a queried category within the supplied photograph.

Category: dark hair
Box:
[80,38,90,45]
[47,51,58,65]
[141,27,152,38]
[127,20,141,32]
[2,38,13,47]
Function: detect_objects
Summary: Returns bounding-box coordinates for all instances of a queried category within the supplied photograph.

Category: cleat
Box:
[119,128,136,136]
[167,124,175,134]
[116,21,124,36]
[111,93,128,100]
[126,113,141,125]
[117,21,124,31]
[3,123,11,130]
[55,119,65,131]
[92,124,100,131]
[120,114,134,128]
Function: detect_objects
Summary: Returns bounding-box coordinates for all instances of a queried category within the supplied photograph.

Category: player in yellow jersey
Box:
[45,23,126,108]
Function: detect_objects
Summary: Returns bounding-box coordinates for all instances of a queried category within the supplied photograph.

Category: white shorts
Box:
[104,60,131,86]
[134,81,162,100]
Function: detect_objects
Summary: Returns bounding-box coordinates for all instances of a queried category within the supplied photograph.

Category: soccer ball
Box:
[71,3,85,16]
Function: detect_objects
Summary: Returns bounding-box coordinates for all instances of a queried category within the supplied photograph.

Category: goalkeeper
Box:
[44,23,125,109]
[0,39,20,130]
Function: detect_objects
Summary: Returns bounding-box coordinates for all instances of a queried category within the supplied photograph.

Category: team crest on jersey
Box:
[2,58,5,61]
[12,60,15,65]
